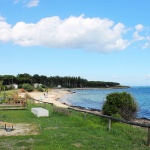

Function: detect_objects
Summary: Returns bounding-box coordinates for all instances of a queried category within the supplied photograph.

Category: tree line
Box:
[0,73,120,88]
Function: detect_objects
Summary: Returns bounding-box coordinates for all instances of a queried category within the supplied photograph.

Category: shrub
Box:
[2,85,7,91]
[37,86,44,92]
[41,85,46,88]
[18,84,22,89]
[102,92,138,121]
[7,85,15,90]
[22,83,34,92]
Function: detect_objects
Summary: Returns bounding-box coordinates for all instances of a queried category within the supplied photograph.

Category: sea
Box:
[60,86,150,119]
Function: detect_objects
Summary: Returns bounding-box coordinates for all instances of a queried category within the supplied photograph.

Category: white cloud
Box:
[135,24,143,31]
[26,0,39,8]
[0,16,6,21]
[132,24,145,41]
[0,18,11,42]
[142,42,149,49]
[13,0,39,7]
[132,31,145,41]
[0,15,149,52]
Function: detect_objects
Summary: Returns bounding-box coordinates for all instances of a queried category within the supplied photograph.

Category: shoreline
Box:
[28,88,73,108]
[1,88,150,137]
[28,88,150,124]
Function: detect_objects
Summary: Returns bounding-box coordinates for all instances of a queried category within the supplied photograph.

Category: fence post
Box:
[44,102,46,108]
[148,127,150,146]
[68,108,72,115]
[108,119,111,131]
[84,112,87,120]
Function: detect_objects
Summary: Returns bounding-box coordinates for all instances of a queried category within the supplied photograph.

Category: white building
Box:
[13,84,18,89]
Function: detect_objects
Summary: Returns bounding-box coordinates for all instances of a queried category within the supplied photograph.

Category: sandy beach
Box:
[27,89,72,108]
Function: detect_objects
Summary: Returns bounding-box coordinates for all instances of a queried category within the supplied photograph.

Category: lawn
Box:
[0,100,149,150]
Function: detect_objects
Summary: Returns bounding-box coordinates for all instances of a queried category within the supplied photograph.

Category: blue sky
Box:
[0,0,150,86]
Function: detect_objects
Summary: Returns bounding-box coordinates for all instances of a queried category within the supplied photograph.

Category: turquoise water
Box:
[60,87,150,119]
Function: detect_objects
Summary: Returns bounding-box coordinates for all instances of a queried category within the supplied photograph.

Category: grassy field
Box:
[0,99,149,150]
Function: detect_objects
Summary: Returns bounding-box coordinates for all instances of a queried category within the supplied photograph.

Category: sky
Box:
[0,0,150,86]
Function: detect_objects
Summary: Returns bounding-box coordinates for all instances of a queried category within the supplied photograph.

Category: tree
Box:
[102,92,138,121]
[17,73,32,84]
[32,74,41,83]
[22,83,34,92]
[2,75,16,85]
[0,80,3,92]
[0,73,120,88]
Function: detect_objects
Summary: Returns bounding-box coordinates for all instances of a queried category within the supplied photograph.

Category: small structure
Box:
[13,84,18,89]
[4,92,27,107]
[33,83,39,88]
[6,84,18,89]
[34,83,43,88]
[31,107,49,117]
[0,121,14,132]
[57,85,61,89]
[39,84,42,87]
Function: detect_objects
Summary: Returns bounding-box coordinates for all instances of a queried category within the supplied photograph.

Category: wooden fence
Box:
[29,98,150,146]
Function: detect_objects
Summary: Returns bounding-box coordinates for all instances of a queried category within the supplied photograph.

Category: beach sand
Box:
[28,89,71,108]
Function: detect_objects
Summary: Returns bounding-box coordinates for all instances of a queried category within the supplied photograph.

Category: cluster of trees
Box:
[87,81,119,87]
[0,73,120,88]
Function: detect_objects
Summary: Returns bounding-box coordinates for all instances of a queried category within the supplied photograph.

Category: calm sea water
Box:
[60,87,150,119]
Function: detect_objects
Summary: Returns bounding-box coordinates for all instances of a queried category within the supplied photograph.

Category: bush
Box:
[22,83,34,92]
[7,85,15,90]
[18,84,22,89]
[37,86,44,92]
[41,85,46,88]
[102,92,138,121]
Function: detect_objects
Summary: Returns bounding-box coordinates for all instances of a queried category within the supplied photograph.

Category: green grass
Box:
[0,100,149,150]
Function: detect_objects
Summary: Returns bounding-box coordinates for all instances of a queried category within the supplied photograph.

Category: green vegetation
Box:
[0,100,149,150]
[36,85,44,92]
[22,83,34,92]
[102,92,138,120]
[0,73,120,89]
[0,80,3,90]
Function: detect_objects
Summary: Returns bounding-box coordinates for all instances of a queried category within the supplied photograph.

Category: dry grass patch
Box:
[0,123,39,136]
[73,143,83,147]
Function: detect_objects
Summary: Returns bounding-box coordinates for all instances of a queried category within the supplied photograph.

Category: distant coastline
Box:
[68,86,130,90]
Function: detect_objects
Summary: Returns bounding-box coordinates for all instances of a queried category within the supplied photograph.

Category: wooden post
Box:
[44,102,46,108]
[148,127,150,146]
[108,119,111,131]
[69,109,71,115]
[84,112,87,120]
